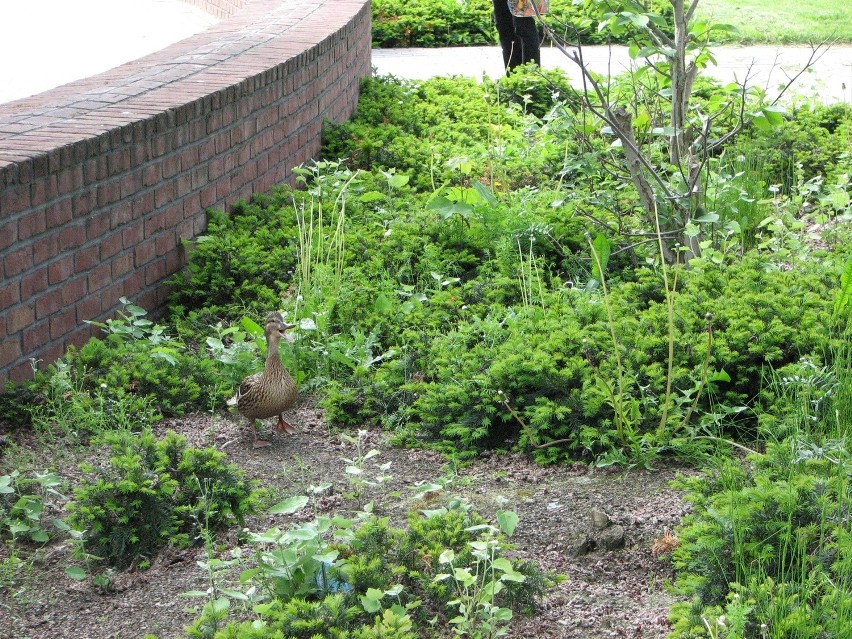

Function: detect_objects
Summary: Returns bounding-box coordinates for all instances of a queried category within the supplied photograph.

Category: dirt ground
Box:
[1,399,693,639]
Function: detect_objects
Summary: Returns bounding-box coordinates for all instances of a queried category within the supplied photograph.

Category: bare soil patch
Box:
[1,399,692,639]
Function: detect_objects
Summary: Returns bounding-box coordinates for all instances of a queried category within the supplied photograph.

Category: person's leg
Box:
[513,15,541,67]
[493,0,520,70]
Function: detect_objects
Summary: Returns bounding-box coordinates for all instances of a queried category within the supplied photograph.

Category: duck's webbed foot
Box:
[276,415,298,434]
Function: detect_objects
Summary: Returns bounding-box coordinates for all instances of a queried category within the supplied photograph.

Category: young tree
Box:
[538,0,830,263]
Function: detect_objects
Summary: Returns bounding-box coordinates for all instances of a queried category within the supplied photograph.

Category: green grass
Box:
[696,0,852,43]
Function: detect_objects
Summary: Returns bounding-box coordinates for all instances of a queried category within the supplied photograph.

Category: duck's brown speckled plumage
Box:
[231,312,298,447]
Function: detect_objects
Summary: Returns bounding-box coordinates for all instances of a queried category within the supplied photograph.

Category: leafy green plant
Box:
[433,511,525,638]
[0,470,67,544]
[67,430,258,568]
[340,430,393,501]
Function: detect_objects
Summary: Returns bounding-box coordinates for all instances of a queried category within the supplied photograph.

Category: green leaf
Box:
[241,316,264,340]
[833,258,852,319]
[30,530,49,543]
[65,566,87,581]
[709,369,731,383]
[269,495,309,515]
[473,180,498,206]
[361,594,382,613]
[359,191,386,203]
[695,213,720,223]
[387,173,410,189]
[374,293,394,315]
[492,557,515,573]
[590,233,611,282]
[497,510,519,537]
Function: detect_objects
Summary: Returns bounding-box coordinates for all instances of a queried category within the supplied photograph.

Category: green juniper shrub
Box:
[729,103,852,194]
[0,381,38,427]
[62,336,218,419]
[370,0,673,48]
[167,194,301,318]
[496,65,579,119]
[669,441,852,638]
[194,593,415,639]
[67,430,257,568]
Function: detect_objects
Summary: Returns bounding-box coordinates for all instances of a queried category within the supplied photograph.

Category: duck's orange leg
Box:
[252,420,272,448]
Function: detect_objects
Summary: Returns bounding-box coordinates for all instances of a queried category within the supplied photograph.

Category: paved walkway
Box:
[2,0,850,106]
[372,45,852,104]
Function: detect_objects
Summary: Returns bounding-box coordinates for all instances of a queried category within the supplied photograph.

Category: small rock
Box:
[597,524,625,551]
[590,508,610,530]
[571,535,596,556]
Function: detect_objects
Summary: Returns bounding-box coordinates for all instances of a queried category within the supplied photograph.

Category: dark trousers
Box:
[493,0,541,72]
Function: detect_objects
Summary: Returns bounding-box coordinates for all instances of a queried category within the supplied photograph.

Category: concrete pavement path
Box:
[1,0,849,107]
[372,44,852,105]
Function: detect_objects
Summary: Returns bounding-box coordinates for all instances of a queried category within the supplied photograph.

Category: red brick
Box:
[5,246,33,276]
[9,360,34,385]
[97,180,122,207]
[76,296,102,323]
[61,276,87,305]
[122,220,144,248]
[66,325,94,351]
[107,148,131,174]
[120,171,143,199]
[30,177,56,207]
[163,203,183,228]
[0,338,21,368]
[111,201,134,227]
[45,198,73,228]
[86,211,111,240]
[18,209,47,240]
[58,167,83,193]
[35,289,63,319]
[87,262,112,293]
[100,282,124,313]
[36,342,65,370]
[23,322,51,357]
[6,305,34,334]
[200,185,217,208]
[49,308,78,340]
[165,247,183,273]
[144,259,166,285]
[47,255,75,285]
[142,164,161,187]
[132,191,155,219]
[100,233,123,260]
[0,221,17,251]
[162,155,181,179]
[0,281,21,311]
[73,189,95,217]
[154,181,177,208]
[176,173,193,197]
[144,211,166,236]
[122,271,145,297]
[60,224,85,250]
[111,252,134,279]
[32,233,60,265]
[134,237,156,267]
[75,245,100,273]
[155,232,175,257]
[21,269,49,298]
[1,185,30,215]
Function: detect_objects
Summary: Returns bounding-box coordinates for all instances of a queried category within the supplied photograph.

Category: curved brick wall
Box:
[0,0,371,386]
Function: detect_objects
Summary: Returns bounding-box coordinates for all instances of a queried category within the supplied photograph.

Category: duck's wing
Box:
[228,372,262,406]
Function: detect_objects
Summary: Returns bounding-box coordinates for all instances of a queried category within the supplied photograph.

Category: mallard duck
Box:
[228,312,298,448]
